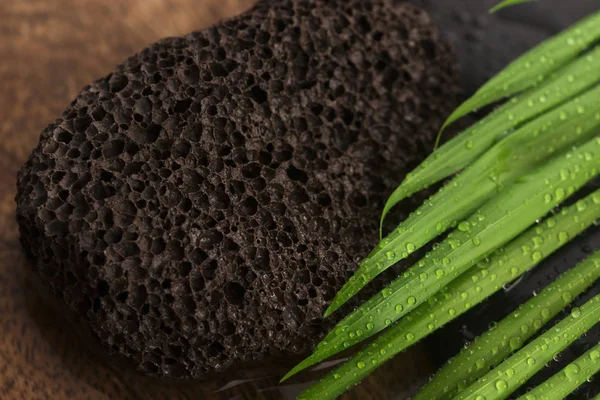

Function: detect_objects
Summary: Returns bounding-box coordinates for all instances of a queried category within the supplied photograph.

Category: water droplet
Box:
[458,221,471,232]
[505,368,515,377]
[558,231,570,243]
[532,251,543,262]
[563,292,573,303]
[386,251,395,260]
[357,361,366,369]
[495,379,508,392]
[466,140,474,149]
[565,363,580,379]
[590,350,600,361]
[509,336,522,350]
[527,357,536,366]
[382,288,392,298]
[366,322,374,331]
[333,373,341,380]
[395,304,403,314]
[406,243,416,253]
[407,296,417,305]
[571,307,581,318]
[385,319,392,326]
[472,237,481,246]
[475,358,485,368]
[540,308,550,321]
[405,332,415,341]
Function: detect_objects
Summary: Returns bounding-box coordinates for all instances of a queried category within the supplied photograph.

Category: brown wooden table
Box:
[0,1,433,399]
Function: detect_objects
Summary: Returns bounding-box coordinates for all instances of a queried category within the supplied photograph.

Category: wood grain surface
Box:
[0,1,434,399]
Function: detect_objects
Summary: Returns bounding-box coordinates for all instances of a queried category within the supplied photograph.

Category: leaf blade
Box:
[455,293,600,400]
[490,0,537,13]
[381,46,600,229]
[416,246,600,400]
[518,342,600,400]
[328,78,600,317]
[440,10,600,131]
[296,191,600,400]
[285,137,600,380]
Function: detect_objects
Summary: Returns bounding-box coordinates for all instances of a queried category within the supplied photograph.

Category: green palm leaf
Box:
[518,342,600,400]
[380,46,600,230]
[326,80,600,317]
[454,293,600,400]
[295,191,600,400]
[283,137,600,380]
[490,0,538,13]
[416,250,600,400]
[439,10,600,134]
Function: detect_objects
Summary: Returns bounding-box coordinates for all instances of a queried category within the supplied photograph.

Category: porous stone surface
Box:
[15,0,458,379]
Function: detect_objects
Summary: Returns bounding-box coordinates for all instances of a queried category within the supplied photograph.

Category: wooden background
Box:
[0,1,433,399]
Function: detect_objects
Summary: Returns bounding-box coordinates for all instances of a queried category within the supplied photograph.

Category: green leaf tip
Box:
[323,304,335,318]
[279,356,314,383]
[490,0,537,13]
